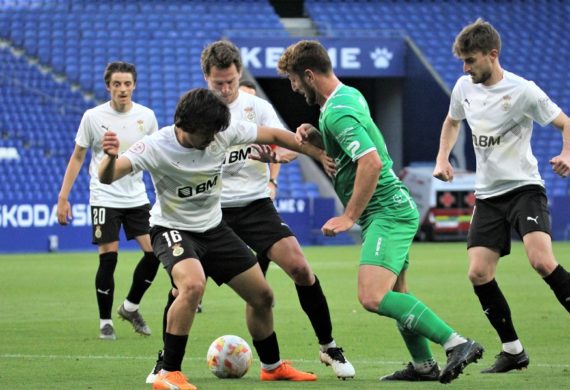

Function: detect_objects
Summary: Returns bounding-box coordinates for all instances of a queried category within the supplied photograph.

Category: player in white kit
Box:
[433,19,570,374]
[57,61,160,340]
[99,88,331,390]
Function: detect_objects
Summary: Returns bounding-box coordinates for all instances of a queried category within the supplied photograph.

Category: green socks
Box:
[379,291,453,345]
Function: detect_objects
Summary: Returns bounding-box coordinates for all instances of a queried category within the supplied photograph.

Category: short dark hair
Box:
[103,61,137,86]
[174,88,231,135]
[201,40,242,76]
[277,40,332,77]
[453,18,501,57]
[239,79,256,90]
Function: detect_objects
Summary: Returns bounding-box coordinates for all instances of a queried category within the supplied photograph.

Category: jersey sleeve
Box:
[449,79,466,121]
[524,81,561,127]
[325,112,376,161]
[75,110,93,148]
[259,99,285,129]
[123,136,155,174]
[226,120,258,147]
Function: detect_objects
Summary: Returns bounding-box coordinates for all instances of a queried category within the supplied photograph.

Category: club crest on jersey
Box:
[95,225,102,239]
[172,244,184,257]
[501,95,512,111]
[137,120,145,132]
[243,107,256,122]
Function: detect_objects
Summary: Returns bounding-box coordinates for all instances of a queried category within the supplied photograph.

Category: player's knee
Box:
[467,266,492,285]
[289,262,313,284]
[177,278,205,302]
[249,286,274,310]
[358,292,383,312]
[528,253,557,277]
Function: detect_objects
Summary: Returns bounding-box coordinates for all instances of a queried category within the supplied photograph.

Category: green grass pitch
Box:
[1,242,568,389]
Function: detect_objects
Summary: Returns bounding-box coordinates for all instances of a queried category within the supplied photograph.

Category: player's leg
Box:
[531,233,570,312]
[116,205,160,335]
[267,235,354,378]
[512,187,570,312]
[205,222,315,382]
[380,270,440,381]
[151,258,202,390]
[145,288,176,384]
[225,199,353,378]
[361,216,483,383]
[151,226,204,390]
[227,263,316,382]
[469,191,531,373]
[92,205,121,340]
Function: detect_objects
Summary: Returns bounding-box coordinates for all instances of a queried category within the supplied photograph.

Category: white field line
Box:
[1,354,569,368]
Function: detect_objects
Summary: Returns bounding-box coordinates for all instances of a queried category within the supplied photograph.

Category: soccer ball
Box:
[206,335,253,378]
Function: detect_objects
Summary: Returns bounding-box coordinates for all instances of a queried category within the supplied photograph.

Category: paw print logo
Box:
[370,48,393,69]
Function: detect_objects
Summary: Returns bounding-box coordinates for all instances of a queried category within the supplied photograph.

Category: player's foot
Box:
[380,362,440,381]
[439,339,484,383]
[481,350,529,373]
[146,350,164,384]
[152,370,196,390]
[320,347,355,379]
[99,323,116,340]
[260,360,317,381]
[117,304,151,336]
[196,303,203,313]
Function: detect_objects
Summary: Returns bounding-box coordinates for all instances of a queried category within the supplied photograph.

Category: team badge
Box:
[392,193,404,204]
[95,225,102,239]
[130,141,145,154]
[137,120,145,132]
[244,107,256,122]
[501,95,512,111]
[172,244,184,257]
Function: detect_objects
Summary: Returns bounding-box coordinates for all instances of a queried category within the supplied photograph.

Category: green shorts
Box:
[360,211,419,275]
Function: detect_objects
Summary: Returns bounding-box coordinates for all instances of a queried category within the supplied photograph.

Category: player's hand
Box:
[549,152,570,178]
[102,131,120,157]
[250,144,290,163]
[319,152,336,178]
[295,123,317,145]
[433,160,454,182]
[57,197,72,225]
[321,215,355,237]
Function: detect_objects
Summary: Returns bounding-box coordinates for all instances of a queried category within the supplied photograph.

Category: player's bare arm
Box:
[549,111,570,178]
[296,123,325,150]
[98,131,134,184]
[433,115,462,182]
[295,123,335,177]
[322,151,381,237]
[256,126,335,175]
[57,144,88,225]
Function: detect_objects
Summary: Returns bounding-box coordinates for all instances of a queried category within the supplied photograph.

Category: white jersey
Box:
[449,70,561,198]
[220,90,285,207]
[75,101,158,207]
[124,122,257,232]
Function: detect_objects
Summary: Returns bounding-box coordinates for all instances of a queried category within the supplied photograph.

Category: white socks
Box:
[99,319,113,329]
[123,300,139,312]
[502,340,523,355]
[443,332,468,351]
[320,340,337,352]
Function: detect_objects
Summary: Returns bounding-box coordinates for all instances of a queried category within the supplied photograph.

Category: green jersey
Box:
[319,84,416,226]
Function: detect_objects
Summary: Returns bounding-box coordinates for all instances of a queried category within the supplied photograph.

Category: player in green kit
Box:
[278,40,484,384]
